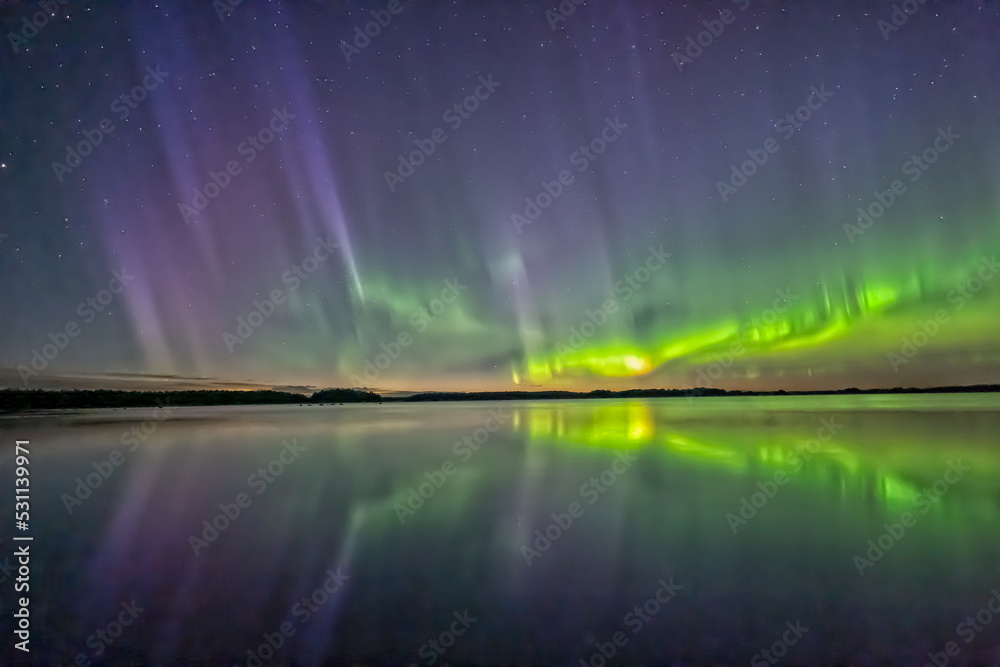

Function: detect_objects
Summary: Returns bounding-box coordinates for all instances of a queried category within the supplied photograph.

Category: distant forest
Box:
[1,384,998,412]
[0,387,379,412]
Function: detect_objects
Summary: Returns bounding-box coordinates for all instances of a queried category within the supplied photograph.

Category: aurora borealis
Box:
[2,1,999,394]
[10,395,1000,662]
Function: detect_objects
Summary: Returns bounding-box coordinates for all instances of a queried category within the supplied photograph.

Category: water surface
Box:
[2,395,999,664]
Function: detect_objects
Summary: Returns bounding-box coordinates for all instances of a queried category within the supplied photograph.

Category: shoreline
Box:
[2,384,999,413]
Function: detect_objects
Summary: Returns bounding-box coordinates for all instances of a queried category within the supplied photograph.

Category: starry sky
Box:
[1,0,999,394]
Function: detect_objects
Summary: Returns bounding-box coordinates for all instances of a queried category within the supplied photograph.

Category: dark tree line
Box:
[2,384,996,412]
[0,388,380,412]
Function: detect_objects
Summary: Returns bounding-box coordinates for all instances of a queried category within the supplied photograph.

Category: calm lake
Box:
[2,395,1000,665]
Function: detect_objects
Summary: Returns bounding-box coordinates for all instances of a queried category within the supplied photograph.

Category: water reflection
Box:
[511,397,1000,519]
[2,396,999,664]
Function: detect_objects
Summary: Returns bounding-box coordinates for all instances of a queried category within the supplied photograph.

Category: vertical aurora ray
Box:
[1,2,999,392]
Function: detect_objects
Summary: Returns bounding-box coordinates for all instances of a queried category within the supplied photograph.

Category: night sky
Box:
[1,0,998,394]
